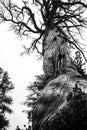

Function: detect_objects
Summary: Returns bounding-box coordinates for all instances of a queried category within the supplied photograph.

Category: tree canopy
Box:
[0,0,87,59]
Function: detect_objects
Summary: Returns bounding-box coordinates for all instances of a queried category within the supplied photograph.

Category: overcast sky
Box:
[0,23,43,130]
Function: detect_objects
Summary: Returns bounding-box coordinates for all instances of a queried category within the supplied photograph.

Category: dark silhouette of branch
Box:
[0,0,87,59]
[22,33,43,55]
[21,6,44,33]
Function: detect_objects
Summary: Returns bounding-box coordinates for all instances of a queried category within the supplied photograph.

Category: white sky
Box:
[0,23,43,130]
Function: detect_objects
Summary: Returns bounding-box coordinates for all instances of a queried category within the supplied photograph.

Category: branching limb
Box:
[22,33,43,55]
[0,0,87,59]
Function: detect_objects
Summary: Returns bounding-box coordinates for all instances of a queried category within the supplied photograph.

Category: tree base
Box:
[32,73,87,130]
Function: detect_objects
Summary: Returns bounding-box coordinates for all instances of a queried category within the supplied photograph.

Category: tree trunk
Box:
[32,27,87,130]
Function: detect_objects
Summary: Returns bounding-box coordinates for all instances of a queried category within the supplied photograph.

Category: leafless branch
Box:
[0,0,87,59]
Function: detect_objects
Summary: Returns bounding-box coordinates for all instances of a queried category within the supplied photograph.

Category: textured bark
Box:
[32,28,87,130]
[43,28,62,77]
[43,28,77,78]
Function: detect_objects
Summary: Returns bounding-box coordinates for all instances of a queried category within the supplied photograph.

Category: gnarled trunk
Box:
[32,27,87,130]
[43,27,78,78]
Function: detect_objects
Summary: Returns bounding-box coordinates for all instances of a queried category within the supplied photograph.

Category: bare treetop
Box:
[0,0,87,59]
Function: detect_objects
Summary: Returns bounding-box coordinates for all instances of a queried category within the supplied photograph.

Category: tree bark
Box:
[32,27,87,130]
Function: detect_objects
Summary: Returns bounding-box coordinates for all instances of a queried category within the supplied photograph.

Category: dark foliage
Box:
[0,67,14,128]
[0,114,9,129]
[25,74,49,109]
[25,74,50,127]
[0,0,87,59]
[71,51,87,77]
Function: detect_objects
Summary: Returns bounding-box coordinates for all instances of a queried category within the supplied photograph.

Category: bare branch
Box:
[21,6,44,33]
[0,0,87,58]
[63,0,87,8]
[22,33,43,55]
